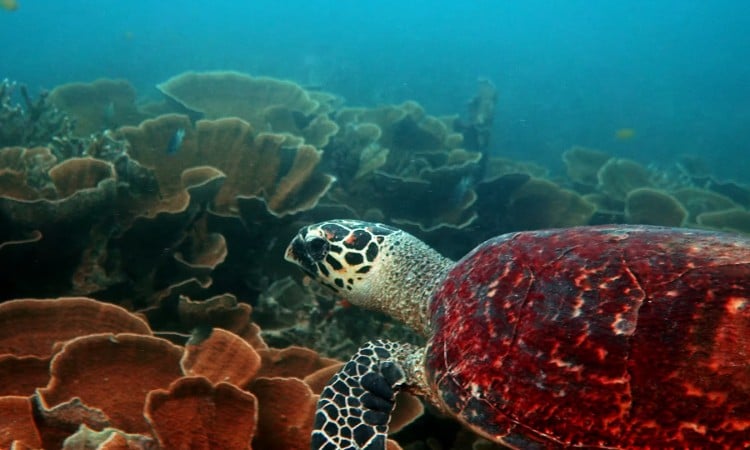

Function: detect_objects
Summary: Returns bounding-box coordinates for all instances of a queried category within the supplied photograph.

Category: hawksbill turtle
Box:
[285,220,750,449]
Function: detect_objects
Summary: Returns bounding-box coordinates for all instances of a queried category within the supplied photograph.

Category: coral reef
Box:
[49,79,148,135]
[0,79,74,149]
[3,70,750,449]
[0,297,418,449]
[118,114,336,216]
[461,79,498,152]
[157,71,322,127]
[624,188,687,227]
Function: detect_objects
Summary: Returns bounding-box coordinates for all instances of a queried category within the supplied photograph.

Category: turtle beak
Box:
[285,233,308,264]
[285,232,323,277]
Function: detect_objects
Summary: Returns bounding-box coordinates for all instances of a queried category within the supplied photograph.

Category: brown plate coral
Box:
[2,71,750,449]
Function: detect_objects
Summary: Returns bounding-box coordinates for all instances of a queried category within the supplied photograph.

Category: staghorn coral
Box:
[0,79,74,149]
[0,82,136,165]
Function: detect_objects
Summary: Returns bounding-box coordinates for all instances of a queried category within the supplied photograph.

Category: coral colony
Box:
[1,71,749,448]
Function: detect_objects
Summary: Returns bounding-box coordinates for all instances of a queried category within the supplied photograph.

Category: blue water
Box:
[2,0,748,179]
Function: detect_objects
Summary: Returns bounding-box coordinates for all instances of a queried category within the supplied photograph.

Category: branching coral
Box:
[0,79,74,149]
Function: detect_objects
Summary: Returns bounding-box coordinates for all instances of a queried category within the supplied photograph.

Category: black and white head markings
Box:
[285,219,397,294]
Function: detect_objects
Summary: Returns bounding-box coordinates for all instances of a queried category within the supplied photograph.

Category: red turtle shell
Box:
[426,225,750,448]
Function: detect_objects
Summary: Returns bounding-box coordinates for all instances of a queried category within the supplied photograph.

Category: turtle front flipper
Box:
[312,340,424,450]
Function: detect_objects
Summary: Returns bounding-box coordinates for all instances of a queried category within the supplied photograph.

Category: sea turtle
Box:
[285,220,750,449]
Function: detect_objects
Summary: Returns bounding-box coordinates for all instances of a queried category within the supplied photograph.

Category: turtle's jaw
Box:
[285,232,328,278]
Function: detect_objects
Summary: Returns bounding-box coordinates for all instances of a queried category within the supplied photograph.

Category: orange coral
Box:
[0,396,42,449]
[256,346,339,379]
[181,328,261,386]
[38,333,184,434]
[145,376,257,450]
[47,158,115,198]
[0,296,412,449]
[0,298,151,357]
[248,377,317,450]
[0,355,50,396]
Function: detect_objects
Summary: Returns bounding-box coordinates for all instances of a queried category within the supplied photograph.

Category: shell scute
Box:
[427,225,750,448]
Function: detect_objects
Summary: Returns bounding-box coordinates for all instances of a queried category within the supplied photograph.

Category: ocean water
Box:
[2,3,750,448]
[2,0,748,179]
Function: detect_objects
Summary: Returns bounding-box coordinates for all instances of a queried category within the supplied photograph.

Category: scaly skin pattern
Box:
[311,340,425,450]
[427,225,750,448]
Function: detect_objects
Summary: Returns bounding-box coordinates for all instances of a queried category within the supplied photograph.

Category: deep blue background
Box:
[2,1,748,179]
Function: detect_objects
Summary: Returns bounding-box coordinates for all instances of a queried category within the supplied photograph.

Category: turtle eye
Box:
[305,236,329,261]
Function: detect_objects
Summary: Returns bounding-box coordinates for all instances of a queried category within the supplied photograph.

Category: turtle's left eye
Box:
[305,236,329,261]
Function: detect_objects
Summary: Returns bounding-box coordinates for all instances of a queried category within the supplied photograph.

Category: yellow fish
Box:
[1,0,18,11]
[614,128,636,140]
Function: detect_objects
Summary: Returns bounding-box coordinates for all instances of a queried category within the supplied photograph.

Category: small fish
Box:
[1,0,18,11]
[166,128,186,155]
[614,128,636,140]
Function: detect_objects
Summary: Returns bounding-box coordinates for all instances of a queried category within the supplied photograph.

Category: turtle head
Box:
[286,219,453,335]
[285,219,398,303]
